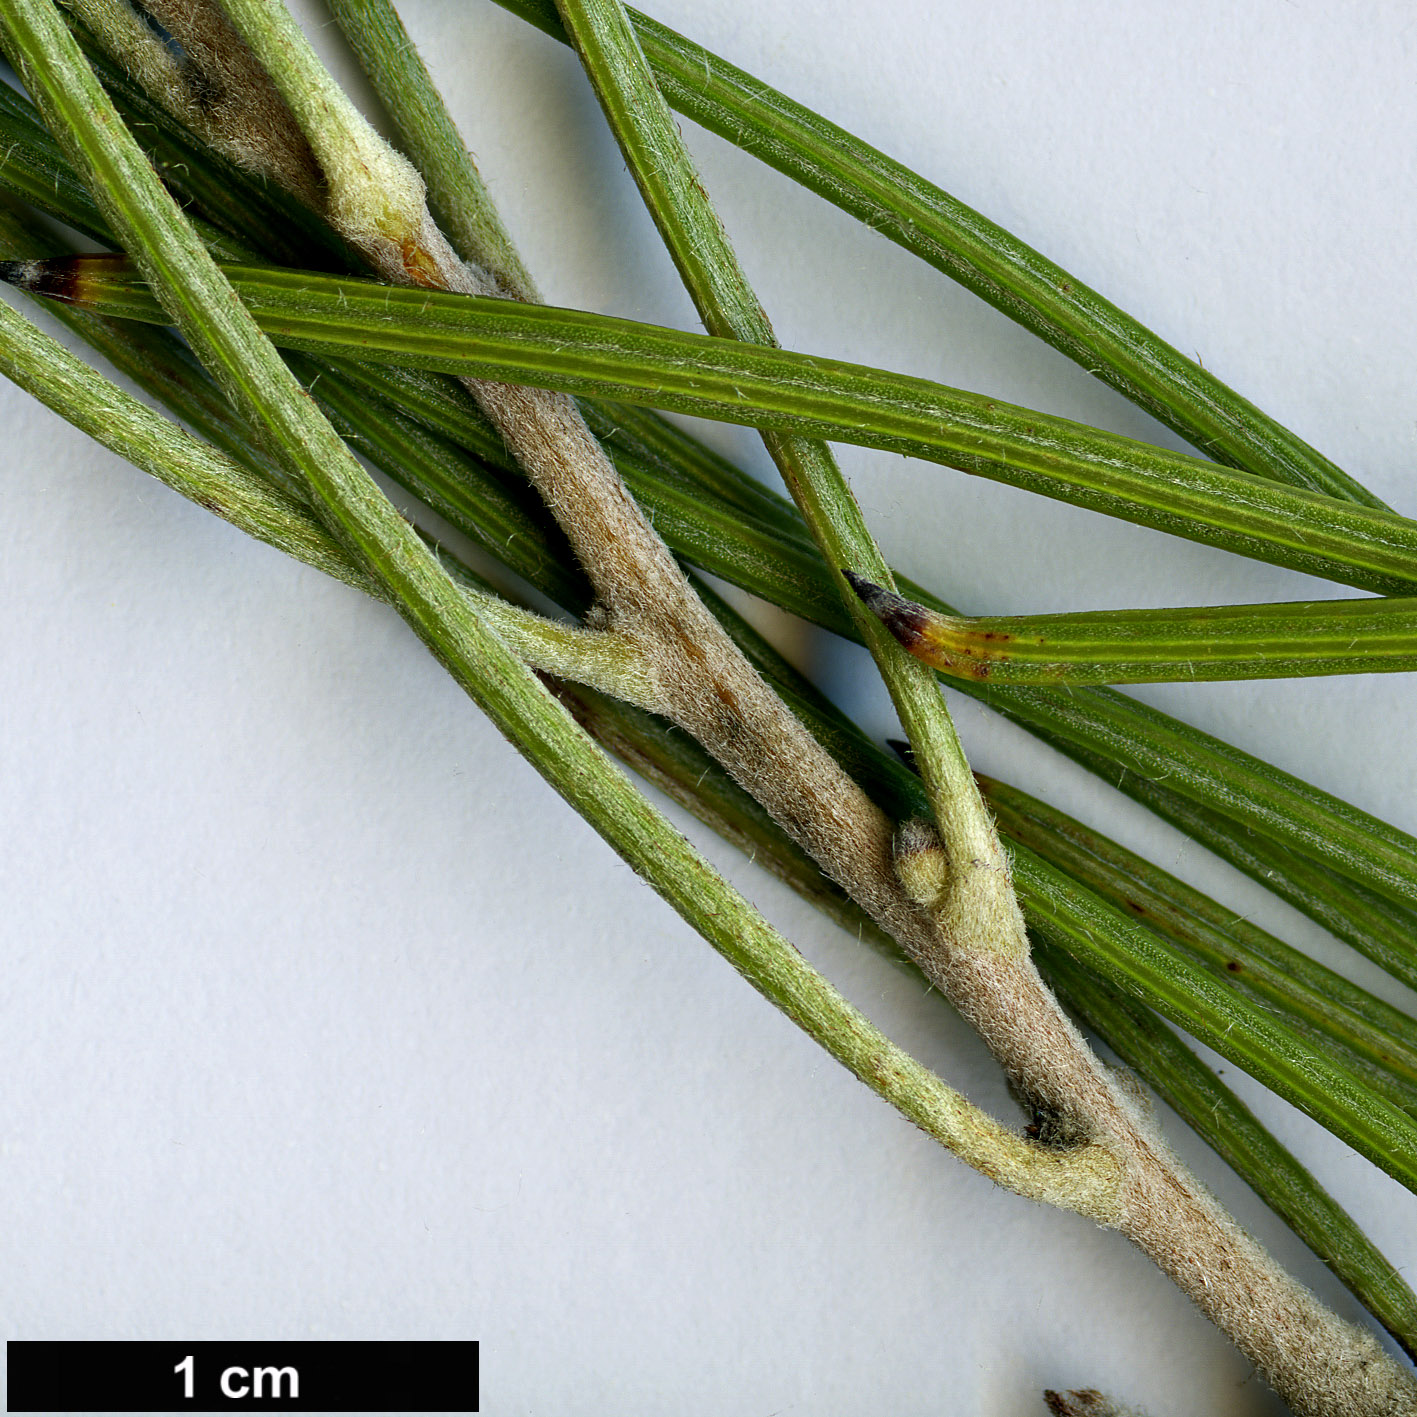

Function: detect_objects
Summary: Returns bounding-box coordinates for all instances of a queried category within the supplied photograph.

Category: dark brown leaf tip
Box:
[0,256,83,302]
[841,568,933,651]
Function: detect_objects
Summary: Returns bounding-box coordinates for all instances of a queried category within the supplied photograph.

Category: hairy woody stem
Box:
[62,0,321,205]
[121,4,1417,1411]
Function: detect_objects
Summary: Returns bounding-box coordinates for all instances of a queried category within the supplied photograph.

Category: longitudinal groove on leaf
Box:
[15,257,1417,597]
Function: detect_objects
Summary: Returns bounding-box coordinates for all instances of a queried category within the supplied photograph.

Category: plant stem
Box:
[552,0,1016,955]
[717,600,1417,1161]
[554,672,1417,1359]
[210,0,1163,1239]
[63,0,323,209]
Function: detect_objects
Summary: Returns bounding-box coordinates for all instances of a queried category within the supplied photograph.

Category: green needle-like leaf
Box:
[12,255,1417,599]
[1015,844,1417,1193]
[1050,749,1417,998]
[972,675,1417,926]
[851,578,1417,685]
[32,247,1416,967]
[979,775,1417,1109]
[680,573,1417,1170]
[492,0,1382,509]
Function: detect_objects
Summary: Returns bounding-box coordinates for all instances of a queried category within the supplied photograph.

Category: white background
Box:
[3,2,1417,1413]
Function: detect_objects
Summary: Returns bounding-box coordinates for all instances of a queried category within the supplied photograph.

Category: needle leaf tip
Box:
[842,568,933,652]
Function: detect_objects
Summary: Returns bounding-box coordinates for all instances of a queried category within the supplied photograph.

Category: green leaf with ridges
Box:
[16,256,1417,599]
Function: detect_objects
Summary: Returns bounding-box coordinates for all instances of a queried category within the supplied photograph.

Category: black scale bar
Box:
[5,1341,478,1413]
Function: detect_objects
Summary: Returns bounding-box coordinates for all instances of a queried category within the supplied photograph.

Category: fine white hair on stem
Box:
[61,0,321,204]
